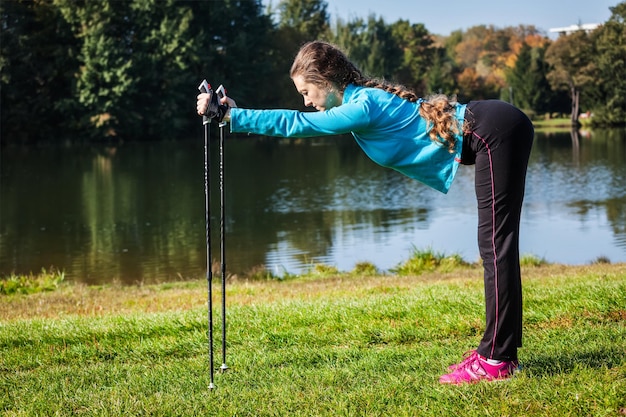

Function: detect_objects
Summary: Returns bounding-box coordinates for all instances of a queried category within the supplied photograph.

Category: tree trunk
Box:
[570,86,580,127]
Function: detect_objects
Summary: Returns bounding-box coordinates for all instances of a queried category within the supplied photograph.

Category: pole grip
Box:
[198,79,212,125]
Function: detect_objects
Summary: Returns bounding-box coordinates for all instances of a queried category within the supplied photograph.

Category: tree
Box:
[545,30,596,125]
[53,0,200,139]
[389,20,433,95]
[276,0,330,41]
[269,0,331,109]
[506,42,533,108]
[449,24,546,100]
[587,1,626,125]
[506,42,561,113]
[189,0,277,109]
[1,0,79,143]
[425,46,458,96]
[51,0,276,139]
[332,14,401,81]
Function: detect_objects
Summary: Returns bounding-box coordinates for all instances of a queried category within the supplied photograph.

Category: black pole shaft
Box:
[204,121,215,390]
[219,122,228,372]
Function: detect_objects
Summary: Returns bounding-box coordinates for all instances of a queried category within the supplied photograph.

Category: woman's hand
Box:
[196,92,237,119]
[196,92,211,116]
[220,94,237,122]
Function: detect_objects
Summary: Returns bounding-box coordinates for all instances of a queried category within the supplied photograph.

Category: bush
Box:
[390,247,469,276]
[0,268,65,295]
[520,254,548,267]
[351,262,379,276]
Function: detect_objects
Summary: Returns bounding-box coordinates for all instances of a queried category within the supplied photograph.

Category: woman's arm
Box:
[229,102,372,138]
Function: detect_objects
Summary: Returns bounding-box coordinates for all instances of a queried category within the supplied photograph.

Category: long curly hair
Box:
[290,41,462,152]
[418,94,462,153]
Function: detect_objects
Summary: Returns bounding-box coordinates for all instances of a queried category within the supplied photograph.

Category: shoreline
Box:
[2,262,624,322]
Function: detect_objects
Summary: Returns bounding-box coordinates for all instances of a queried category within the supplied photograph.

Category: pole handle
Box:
[198,79,212,125]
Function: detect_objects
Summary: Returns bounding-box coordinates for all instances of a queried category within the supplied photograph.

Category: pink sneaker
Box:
[440,354,519,385]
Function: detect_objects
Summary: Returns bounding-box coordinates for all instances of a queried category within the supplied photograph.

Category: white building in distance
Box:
[549,23,601,36]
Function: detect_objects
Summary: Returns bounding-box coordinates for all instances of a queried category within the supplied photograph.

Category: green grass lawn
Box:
[1,263,625,416]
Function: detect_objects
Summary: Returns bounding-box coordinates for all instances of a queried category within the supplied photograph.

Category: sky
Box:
[323,0,617,37]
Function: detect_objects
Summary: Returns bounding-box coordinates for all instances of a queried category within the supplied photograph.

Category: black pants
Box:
[461,100,534,361]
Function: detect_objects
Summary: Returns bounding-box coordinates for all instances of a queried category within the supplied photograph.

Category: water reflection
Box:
[1,128,625,284]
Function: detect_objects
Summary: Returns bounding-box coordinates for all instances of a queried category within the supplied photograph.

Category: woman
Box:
[197,40,534,385]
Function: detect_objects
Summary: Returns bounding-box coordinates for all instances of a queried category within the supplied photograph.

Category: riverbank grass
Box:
[0,268,65,295]
[1,263,625,416]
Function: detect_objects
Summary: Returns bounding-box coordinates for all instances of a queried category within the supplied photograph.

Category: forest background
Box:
[1,0,625,144]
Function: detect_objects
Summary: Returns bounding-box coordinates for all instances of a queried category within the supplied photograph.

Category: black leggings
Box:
[461,100,534,361]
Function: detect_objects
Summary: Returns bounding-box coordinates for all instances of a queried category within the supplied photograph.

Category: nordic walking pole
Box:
[198,80,215,390]
[219,117,229,373]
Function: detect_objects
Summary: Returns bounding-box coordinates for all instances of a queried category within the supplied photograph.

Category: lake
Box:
[1,128,625,284]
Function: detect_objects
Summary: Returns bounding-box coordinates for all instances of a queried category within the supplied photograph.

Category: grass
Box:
[531,117,573,129]
[1,262,625,416]
[390,247,470,275]
[0,268,65,295]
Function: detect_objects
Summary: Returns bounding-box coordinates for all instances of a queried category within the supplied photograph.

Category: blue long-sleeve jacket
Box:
[230,84,467,193]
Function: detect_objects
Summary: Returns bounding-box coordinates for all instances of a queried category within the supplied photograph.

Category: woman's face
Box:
[292,75,342,111]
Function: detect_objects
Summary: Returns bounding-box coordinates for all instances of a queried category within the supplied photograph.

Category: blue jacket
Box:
[230,84,467,193]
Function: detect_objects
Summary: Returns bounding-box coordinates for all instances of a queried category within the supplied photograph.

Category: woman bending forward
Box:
[197,40,534,385]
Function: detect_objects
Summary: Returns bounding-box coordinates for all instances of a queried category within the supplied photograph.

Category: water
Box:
[1,128,625,284]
